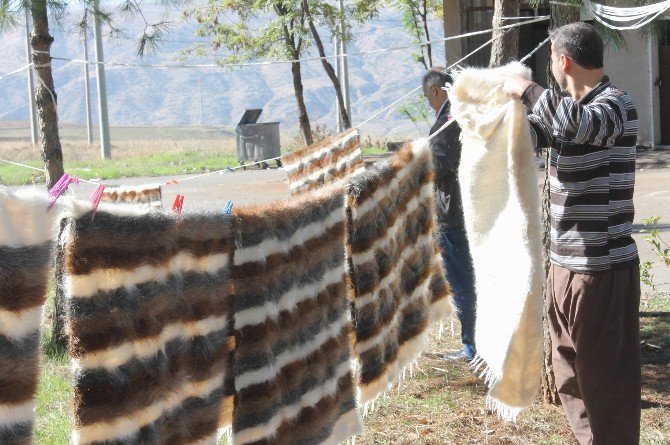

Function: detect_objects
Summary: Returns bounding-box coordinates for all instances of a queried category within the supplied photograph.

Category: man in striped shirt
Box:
[503,22,640,444]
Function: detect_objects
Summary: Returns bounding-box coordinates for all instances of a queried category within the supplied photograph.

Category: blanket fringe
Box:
[485,395,522,422]
[471,355,522,422]
[217,426,232,444]
[360,358,422,418]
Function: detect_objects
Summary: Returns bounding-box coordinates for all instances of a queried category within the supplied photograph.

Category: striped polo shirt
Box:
[521,76,639,273]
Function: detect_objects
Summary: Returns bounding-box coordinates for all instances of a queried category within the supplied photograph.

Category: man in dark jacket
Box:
[422,67,477,361]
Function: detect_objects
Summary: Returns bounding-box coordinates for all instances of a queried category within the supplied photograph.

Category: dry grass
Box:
[357,293,670,445]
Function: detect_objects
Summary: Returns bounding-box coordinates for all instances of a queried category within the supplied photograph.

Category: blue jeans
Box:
[438,226,477,358]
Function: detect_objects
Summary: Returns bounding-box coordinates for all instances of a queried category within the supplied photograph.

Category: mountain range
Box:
[0,6,449,140]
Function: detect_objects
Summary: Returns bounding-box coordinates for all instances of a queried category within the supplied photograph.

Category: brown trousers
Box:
[547,264,641,445]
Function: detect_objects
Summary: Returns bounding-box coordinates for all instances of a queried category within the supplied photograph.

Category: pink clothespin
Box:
[47,173,76,211]
[172,194,185,215]
[89,185,106,220]
[447,114,453,121]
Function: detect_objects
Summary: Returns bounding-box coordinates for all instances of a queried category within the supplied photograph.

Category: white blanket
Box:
[450,63,544,420]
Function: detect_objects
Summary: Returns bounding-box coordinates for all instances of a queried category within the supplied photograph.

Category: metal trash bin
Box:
[235,109,282,169]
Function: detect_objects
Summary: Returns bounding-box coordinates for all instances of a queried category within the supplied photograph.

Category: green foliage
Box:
[396,93,432,128]
[640,215,670,290]
[388,0,441,69]
[0,0,179,57]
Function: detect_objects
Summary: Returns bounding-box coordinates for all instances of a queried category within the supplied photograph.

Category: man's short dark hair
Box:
[422,66,454,90]
[550,22,604,69]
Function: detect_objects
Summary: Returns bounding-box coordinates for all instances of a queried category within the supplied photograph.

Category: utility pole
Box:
[83,22,93,145]
[93,0,111,159]
[338,0,351,125]
[24,9,38,147]
[335,34,343,133]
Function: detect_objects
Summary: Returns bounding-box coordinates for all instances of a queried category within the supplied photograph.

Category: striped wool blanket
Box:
[232,187,363,445]
[101,183,162,208]
[282,129,364,195]
[347,140,453,405]
[64,204,235,445]
[0,189,62,445]
[450,62,544,420]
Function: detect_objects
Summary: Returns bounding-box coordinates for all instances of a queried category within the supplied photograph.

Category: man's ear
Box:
[561,54,571,73]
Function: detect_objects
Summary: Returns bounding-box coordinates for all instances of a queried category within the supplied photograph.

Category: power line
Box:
[45,17,549,70]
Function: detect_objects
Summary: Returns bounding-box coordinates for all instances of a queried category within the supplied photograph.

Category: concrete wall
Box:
[604,32,661,147]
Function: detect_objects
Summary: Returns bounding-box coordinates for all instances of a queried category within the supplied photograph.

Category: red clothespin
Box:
[165,178,180,186]
[89,185,106,220]
[47,173,76,211]
[172,194,185,215]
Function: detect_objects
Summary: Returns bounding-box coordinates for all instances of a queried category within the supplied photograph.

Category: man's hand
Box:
[500,73,534,100]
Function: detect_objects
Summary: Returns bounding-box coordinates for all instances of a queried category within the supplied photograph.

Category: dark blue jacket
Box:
[429,99,465,229]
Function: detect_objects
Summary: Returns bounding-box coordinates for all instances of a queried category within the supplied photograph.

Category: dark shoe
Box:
[443,347,475,361]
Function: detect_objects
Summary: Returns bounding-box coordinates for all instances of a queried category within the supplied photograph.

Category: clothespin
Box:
[223,200,233,215]
[172,194,185,215]
[47,173,77,211]
[165,178,180,186]
[89,185,106,220]
[447,114,453,121]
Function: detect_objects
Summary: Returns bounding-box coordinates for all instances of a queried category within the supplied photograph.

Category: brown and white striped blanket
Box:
[347,140,453,405]
[282,129,364,195]
[64,204,235,445]
[100,183,162,208]
[0,189,62,445]
[231,188,363,444]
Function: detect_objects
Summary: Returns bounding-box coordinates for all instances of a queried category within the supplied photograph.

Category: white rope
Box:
[0,159,44,172]
[355,33,502,129]
[520,36,550,63]
[426,118,457,143]
[32,63,58,112]
[175,156,282,183]
[0,63,34,80]
[583,0,670,30]
[492,16,540,20]
[549,1,580,8]
[1,16,550,188]
[48,16,549,70]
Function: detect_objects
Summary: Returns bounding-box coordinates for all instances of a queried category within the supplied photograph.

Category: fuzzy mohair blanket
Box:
[100,183,162,208]
[347,140,453,405]
[231,187,363,444]
[0,189,62,445]
[450,62,544,420]
[282,129,364,195]
[64,204,235,445]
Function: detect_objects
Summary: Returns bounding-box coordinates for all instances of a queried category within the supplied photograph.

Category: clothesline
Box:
[0,22,551,190]
[0,16,549,194]
[0,16,549,78]
[50,17,548,69]
[549,0,670,30]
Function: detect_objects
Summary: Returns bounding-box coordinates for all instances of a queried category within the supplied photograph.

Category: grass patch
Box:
[35,332,72,445]
[0,151,239,185]
[362,146,389,156]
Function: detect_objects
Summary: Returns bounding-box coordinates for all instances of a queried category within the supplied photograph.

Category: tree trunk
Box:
[540,2,580,405]
[52,219,68,350]
[291,60,313,146]
[303,1,351,129]
[489,0,519,68]
[30,0,64,189]
[421,1,433,67]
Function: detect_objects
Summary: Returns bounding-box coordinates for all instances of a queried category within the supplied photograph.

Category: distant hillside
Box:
[0,7,448,140]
